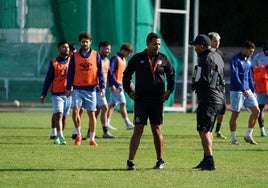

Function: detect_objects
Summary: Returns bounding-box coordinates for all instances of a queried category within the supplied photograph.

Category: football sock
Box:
[103,126,108,133]
[51,128,57,136]
[230,131,236,141]
[215,123,221,133]
[246,128,253,137]
[75,127,81,135]
[124,117,130,124]
[57,131,64,138]
[90,132,95,141]
[73,128,78,135]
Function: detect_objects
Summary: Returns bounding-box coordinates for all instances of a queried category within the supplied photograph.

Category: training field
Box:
[0,110,268,187]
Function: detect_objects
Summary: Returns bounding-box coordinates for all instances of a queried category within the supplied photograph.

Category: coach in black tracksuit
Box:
[190,34,225,171]
[123,32,175,170]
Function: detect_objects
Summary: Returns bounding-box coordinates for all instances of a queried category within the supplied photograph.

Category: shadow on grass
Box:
[0,168,127,172]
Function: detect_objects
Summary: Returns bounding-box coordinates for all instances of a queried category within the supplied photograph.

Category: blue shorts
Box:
[256,92,268,105]
[109,89,126,105]
[230,90,258,112]
[51,94,71,115]
[71,89,97,111]
[96,91,108,107]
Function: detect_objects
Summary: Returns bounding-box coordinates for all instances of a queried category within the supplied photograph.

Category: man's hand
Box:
[66,90,72,97]
[117,86,123,92]
[243,90,250,98]
[40,95,45,104]
[100,89,105,96]
[128,91,137,100]
[110,85,117,92]
[161,90,171,101]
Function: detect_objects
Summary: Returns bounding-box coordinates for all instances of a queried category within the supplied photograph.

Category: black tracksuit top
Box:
[123,49,175,102]
[193,49,225,104]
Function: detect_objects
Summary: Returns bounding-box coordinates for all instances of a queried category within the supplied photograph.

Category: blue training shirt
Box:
[230,52,255,92]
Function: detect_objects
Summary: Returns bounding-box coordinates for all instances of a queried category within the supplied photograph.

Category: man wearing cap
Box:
[252,41,268,137]
[190,34,225,171]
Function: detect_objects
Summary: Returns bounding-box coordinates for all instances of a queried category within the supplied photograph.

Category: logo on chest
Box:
[80,62,92,71]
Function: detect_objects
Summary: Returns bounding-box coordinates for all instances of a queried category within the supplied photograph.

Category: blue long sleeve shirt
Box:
[230,52,255,92]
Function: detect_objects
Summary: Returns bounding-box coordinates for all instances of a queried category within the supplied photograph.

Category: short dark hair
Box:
[57,41,69,49]
[242,40,255,49]
[68,42,76,52]
[98,41,111,50]
[78,32,92,41]
[120,43,133,53]
[146,32,160,43]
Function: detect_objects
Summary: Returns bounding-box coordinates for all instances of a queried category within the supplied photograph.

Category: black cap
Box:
[189,34,211,46]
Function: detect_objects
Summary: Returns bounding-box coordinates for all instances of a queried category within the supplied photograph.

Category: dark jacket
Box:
[123,49,175,102]
[192,49,225,104]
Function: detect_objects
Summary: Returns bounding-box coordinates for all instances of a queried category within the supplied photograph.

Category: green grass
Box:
[0,110,268,187]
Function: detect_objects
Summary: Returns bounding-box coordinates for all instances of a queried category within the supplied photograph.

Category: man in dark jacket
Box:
[190,34,225,171]
[123,32,175,170]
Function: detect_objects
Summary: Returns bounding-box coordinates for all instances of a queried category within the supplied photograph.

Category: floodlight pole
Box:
[153,0,190,112]
[191,0,199,112]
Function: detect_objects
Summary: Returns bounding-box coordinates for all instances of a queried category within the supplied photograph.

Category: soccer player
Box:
[107,43,135,130]
[40,41,71,145]
[229,40,260,145]
[66,32,105,146]
[83,41,116,139]
[208,32,227,139]
[251,41,268,137]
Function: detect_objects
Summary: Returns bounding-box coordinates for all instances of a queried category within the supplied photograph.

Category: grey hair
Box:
[208,32,221,40]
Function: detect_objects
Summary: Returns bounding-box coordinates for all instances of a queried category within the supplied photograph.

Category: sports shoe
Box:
[126,160,135,170]
[107,125,117,130]
[193,160,205,169]
[74,135,82,145]
[201,157,216,171]
[72,134,77,140]
[53,137,60,144]
[261,130,266,137]
[126,123,134,130]
[231,140,241,145]
[244,136,258,145]
[153,159,165,169]
[59,137,66,145]
[89,140,98,146]
[216,132,227,139]
[103,132,116,138]
[50,135,57,140]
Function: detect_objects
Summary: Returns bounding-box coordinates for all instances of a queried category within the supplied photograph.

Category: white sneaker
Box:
[231,140,241,145]
[244,136,258,145]
[261,130,266,137]
[103,132,116,138]
[126,123,134,130]
[107,125,117,130]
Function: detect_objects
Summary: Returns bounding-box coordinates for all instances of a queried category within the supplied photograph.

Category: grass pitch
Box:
[0,110,268,187]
